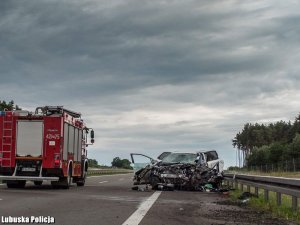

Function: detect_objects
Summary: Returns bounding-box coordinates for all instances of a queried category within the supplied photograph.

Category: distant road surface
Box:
[0,174,294,225]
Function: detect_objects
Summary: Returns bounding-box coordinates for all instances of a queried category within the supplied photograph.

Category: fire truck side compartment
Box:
[16,121,43,157]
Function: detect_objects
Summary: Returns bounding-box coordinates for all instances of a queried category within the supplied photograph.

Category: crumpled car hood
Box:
[133,161,223,191]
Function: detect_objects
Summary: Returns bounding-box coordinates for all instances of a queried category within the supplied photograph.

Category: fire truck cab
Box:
[0,106,94,189]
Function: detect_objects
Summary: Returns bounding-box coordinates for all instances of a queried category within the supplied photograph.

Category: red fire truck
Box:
[0,106,94,189]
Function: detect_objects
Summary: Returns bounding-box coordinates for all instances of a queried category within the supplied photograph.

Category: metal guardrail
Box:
[87,169,133,175]
[224,173,300,211]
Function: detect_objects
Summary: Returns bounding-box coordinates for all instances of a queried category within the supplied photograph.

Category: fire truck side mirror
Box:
[91,130,94,144]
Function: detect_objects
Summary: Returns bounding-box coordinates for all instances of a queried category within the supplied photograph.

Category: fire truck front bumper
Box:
[0,176,59,182]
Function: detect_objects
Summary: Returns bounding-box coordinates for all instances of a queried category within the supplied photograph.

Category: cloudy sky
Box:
[1,0,300,167]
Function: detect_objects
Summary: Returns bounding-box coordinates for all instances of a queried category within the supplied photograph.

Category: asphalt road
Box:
[0,174,295,225]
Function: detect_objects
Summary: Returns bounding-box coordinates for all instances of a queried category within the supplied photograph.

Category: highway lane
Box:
[0,174,295,225]
[0,173,151,225]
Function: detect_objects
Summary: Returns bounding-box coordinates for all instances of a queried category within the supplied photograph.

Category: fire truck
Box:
[0,106,94,189]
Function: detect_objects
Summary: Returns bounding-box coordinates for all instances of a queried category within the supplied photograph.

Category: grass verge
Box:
[230,188,300,224]
[227,170,300,178]
[87,171,132,177]
[87,169,133,177]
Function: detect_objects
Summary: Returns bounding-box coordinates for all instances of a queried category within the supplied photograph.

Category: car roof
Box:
[170,150,215,154]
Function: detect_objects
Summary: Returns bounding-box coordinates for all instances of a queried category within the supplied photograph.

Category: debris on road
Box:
[238,191,258,204]
[131,184,151,192]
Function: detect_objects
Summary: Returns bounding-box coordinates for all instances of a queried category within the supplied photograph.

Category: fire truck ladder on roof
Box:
[1,112,13,167]
[35,106,81,118]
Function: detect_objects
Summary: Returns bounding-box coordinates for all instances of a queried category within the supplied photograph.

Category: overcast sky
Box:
[1,0,300,167]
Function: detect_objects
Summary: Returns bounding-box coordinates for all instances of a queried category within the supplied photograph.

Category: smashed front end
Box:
[133,162,223,191]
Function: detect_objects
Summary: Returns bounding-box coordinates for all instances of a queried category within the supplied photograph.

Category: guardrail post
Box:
[264,189,269,201]
[247,185,250,192]
[224,180,228,186]
[293,158,296,172]
[276,192,281,206]
[240,183,243,191]
[292,196,298,211]
[235,181,238,189]
[255,187,258,196]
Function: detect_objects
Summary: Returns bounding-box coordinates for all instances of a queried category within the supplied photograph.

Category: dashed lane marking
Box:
[122,191,162,225]
[99,181,108,184]
[87,173,132,179]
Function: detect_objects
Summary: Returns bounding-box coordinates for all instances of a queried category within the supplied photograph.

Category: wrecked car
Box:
[130,150,224,191]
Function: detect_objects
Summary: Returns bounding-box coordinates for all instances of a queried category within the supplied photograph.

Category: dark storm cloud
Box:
[0,0,284,85]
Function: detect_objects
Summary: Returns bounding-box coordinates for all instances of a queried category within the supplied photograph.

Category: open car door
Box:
[130,153,156,172]
[204,150,224,172]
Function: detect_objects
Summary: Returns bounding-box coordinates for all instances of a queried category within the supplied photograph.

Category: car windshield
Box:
[161,153,198,164]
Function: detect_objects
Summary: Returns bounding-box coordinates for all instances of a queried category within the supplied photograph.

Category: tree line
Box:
[232,114,300,167]
[0,100,21,111]
[111,157,132,169]
[88,158,132,169]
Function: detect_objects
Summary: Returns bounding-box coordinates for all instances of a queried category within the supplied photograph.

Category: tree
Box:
[111,157,122,168]
[268,142,285,164]
[88,159,99,168]
[0,100,21,111]
[233,118,296,167]
[120,159,132,169]
[247,145,270,166]
[111,157,132,169]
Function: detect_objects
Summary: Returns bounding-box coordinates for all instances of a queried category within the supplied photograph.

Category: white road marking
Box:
[87,173,131,179]
[0,199,2,200]
[119,178,125,181]
[122,191,162,225]
[0,184,5,186]
[99,181,108,184]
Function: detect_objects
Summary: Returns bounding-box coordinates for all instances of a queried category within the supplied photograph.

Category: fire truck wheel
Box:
[34,181,43,186]
[62,165,72,189]
[52,166,72,189]
[7,181,26,189]
[77,170,86,187]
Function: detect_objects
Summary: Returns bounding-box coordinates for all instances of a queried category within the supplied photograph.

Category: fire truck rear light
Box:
[54,154,61,167]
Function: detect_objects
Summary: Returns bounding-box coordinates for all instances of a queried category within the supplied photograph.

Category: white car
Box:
[130,150,224,190]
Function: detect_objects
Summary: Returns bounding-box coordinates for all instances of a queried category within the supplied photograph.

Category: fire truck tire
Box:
[34,181,43,186]
[62,165,72,189]
[76,170,86,186]
[7,181,26,189]
[51,165,72,189]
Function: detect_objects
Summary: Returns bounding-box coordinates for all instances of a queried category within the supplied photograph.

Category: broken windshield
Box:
[161,153,197,164]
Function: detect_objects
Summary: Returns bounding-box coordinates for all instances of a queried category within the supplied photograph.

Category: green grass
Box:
[87,168,133,177]
[87,171,132,177]
[229,188,300,224]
